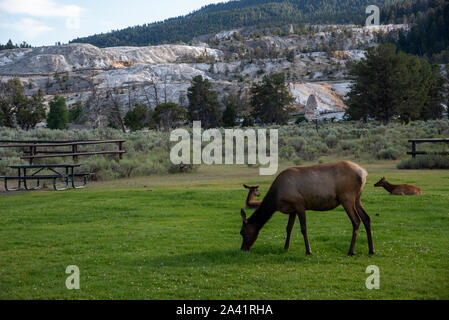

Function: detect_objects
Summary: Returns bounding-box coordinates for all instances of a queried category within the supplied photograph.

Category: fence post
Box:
[411,141,416,158]
[118,141,123,160]
[72,144,78,163]
[29,146,36,165]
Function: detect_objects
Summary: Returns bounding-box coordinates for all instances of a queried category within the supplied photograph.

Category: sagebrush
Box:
[1,119,448,180]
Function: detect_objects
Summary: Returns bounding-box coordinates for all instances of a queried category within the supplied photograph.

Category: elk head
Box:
[240,209,259,251]
[374,177,386,187]
[243,184,261,197]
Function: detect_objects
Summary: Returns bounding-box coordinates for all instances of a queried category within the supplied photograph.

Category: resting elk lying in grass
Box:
[374,177,422,195]
[239,161,375,256]
[243,185,262,209]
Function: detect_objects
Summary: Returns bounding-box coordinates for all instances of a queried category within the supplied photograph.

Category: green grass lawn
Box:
[0,160,448,300]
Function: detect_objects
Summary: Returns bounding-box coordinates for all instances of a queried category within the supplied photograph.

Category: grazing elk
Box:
[239,161,375,256]
[244,184,298,250]
[374,177,422,195]
[243,185,262,209]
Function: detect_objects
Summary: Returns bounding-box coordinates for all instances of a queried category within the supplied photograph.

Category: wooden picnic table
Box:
[0,139,126,164]
[0,164,91,191]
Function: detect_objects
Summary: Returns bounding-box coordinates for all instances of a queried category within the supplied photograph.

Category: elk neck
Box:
[246,190,255,204]
[382,181,396,193]
[247,189,277,230]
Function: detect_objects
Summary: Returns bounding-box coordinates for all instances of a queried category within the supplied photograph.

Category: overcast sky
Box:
[0,0,226,46]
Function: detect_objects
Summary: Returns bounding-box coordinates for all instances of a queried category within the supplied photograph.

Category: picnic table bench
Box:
[0,164,92,191]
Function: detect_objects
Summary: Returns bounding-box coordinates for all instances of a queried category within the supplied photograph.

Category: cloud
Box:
[0,0,84,30]
[2,18,53,38]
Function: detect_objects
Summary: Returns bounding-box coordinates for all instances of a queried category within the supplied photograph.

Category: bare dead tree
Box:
[146,80,160,107]
[141,82,154,108]
[105,86,126,133]
[163,74,168,104]
[86,83,107,128]
[178,90,187,108]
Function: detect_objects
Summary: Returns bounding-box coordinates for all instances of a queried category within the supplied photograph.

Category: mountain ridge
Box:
[70,0,395,47]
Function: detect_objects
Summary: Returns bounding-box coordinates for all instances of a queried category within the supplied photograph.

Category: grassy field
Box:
[0,159,448,300]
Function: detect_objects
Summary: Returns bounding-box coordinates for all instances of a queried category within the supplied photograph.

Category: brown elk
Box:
[239,161,375,256]
[243,185,262,209]
[374,177,422,195]
[244,184,299,250]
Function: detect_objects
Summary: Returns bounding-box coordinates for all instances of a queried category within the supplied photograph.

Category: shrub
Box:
[117,158,140,178]
[397,155,449,169]
[287,137,306,153]
[296,116,308,124]
[325,134,338,148]
[376,147,402,160]
[338,140,356,151]
[168,163,198,174]
[1,119,448,180]
[279,146,296,160]
[312,140,329,153]
[300,147,320,161]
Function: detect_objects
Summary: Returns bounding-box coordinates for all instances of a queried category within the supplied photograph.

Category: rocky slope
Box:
[0,43,222,74]
[0,24,408,125]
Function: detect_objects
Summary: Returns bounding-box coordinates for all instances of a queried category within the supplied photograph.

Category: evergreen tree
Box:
[0,79,45,129]
[0,79,20,127]
[222,96,237,127]
[16,90,46,130]
[5,39,14,49]
[0,39,31,51]
[0,100,13,127]
[152,102,186,131]
[124,104,148,131]
[250,72,295,125]
[346,43,445,124]
[69,102,86,124]
[381,0,449,62]
[346,44,400,124]
[47,96,69,130]
[394,52,432,124]
[187,75,221,129]
[421,64,446,120]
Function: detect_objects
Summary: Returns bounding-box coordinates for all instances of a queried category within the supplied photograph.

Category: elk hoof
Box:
[305,251,312,256]
[348,252,355,257]
[369,250,375,255]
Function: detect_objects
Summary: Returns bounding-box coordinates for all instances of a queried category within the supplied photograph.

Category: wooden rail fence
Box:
[407,138,449,158]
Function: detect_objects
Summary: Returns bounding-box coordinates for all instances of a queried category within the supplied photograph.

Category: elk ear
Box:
[241,209,248,223]
[255,186,259,189]
[243,184,249,189]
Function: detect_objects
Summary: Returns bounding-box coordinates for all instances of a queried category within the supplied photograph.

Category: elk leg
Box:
[342,201,361,256]
[284,213,296,251]
[355,200,375,255]
[297,210,312,255]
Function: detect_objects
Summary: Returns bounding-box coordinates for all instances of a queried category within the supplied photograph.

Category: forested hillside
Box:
[70,0,394,47]
[397,0,449,62]
[380,0,449,62]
